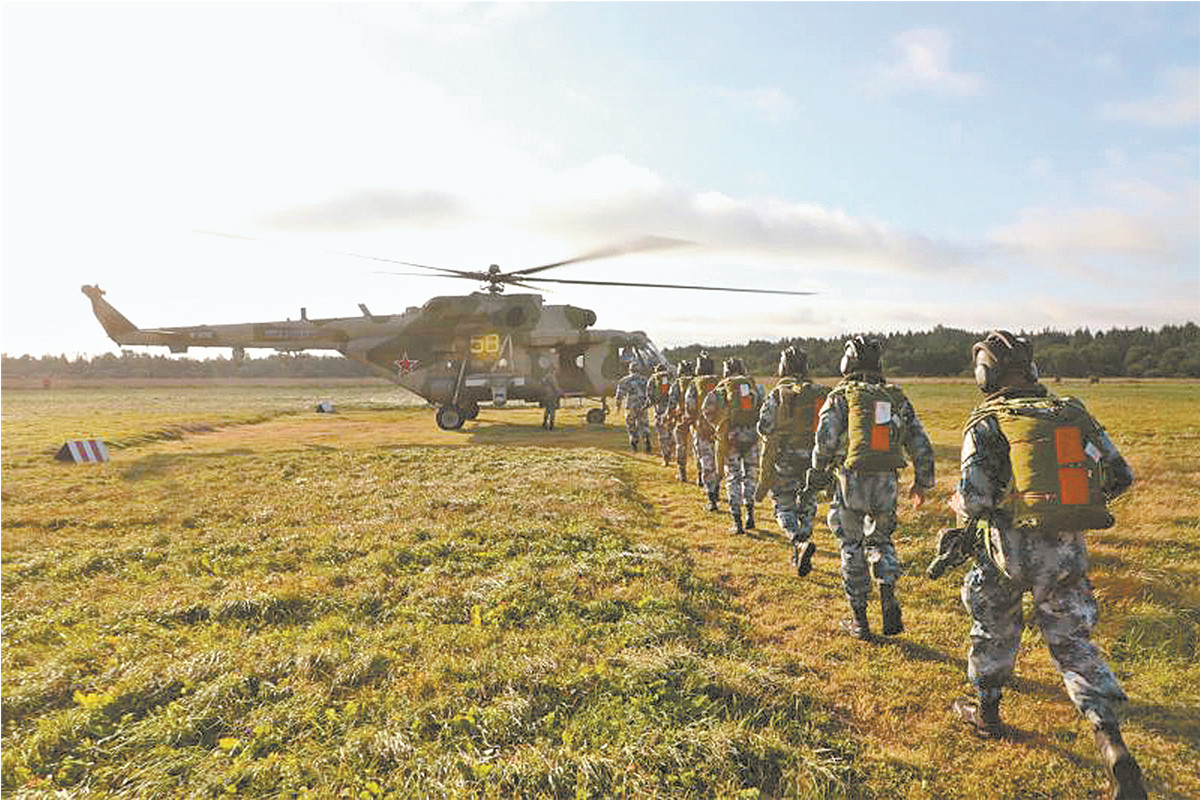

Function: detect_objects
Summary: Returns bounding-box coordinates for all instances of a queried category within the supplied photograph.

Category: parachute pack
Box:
[836,381,907,471]
[649,371,673,404]
[773,378,829,449]
[968,395,1114,533]
[719,375,760,426]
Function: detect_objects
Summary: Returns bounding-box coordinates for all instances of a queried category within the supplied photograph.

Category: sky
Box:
[2,2,1198,359]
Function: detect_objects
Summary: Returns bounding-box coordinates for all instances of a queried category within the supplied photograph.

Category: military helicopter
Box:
[82,238,812,429]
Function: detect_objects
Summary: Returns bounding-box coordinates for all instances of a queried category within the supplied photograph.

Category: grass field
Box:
[2,380,1197,798]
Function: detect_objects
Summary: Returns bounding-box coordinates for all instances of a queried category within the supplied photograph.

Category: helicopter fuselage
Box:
[81,286,667,414]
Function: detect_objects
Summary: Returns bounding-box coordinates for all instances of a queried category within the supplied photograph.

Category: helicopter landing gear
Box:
[435,405,465,430]
[461,401,480,420]
[585,408,607,425]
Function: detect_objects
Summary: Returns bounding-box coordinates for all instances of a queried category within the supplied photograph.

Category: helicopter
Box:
[82,239,813,430]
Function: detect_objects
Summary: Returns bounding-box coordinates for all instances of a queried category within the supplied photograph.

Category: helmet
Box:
[695,351,715,375]
[677,360,695,377]
[972,330,1037,393]
[840,336,883,376]
[722,357,746,378]
[778,345,808,378]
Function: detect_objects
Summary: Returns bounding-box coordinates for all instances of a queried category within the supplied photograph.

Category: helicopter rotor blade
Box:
[509,235,692,277]
[511,275,816,296]
[336,251,484,279]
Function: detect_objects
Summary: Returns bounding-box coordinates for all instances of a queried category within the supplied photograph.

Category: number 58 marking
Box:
[471,333,501,356]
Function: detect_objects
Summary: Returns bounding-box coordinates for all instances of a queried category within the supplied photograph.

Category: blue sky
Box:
[2,2,1197,358]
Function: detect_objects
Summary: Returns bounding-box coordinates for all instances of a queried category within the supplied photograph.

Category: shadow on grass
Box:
[121,449,256,481]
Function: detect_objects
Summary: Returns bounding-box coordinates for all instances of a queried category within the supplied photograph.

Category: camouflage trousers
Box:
[693,431,719,492]
[674,423,692,471]
[827,470,900,610]
[624,405,651,443]
[655,407,675,460]
[771,444,818,542]
[723,427,759,511]
[961,527,1127,726]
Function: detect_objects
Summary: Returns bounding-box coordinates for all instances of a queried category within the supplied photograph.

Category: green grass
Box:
[2,381,1198,798]
[2,394,859,798]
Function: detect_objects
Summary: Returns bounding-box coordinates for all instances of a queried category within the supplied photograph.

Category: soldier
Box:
[669,360,695,482]
[949,331,1145,799]
[540,365,560,430]
[648,362,676,466]
[809,336,935,639]
[685,352,722,510]
[703,357,765,535]
[614,360,651,452]
[757,345,830,575]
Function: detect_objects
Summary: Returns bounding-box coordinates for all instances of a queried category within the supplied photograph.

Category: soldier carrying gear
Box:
[705,357,764,535]
[686,352,723,510]
[648,362,676,466]
[614,359,652,453]
[758,345,829,576]
[669,361,696,482]
[950,331,1145,800]
[811,336,935,640]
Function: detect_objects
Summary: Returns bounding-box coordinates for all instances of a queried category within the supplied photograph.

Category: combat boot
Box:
[744,504,756,530]
[662,450,671,467]
[630,439,638,452]
[880,583,903,636]
[678,464,688,483]
[730,508,744,535]
[952,690,1002,739]
[841,605,871,640]
[706,486,719,512]
[1094,722,1147,800]
[791,538,816,577]
[643,435,652,453]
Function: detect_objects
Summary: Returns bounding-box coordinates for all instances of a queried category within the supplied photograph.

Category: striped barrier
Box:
[56,439,110,463]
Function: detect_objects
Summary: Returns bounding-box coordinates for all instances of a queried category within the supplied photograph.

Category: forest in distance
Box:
[4,322,1200,381]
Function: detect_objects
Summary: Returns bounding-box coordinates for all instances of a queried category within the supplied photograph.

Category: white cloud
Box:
[989,206,1171,261]
[1100,66,1200,128]
[870,28,983,97]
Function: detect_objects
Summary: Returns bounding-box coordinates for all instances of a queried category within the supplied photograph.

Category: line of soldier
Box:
[614,333,1147,800]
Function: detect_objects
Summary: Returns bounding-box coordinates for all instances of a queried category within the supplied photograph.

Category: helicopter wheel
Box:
[462,401,480,420]
[585,408,606,425]
[436,405,465,430]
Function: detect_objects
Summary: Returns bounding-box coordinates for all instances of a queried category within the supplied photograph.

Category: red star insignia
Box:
[394,353,420,374]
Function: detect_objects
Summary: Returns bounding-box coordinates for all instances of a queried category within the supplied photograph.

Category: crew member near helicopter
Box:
[669,361,695,482]
[614,359,652,453]
[539,362,560,430]
[648,362,676,466]
[703,357,765,535]
[808,336,935,640]
[685,352,723,511]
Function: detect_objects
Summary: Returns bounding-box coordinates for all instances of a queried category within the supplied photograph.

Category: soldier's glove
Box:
[926,527,969,580]
[802,468,832,496]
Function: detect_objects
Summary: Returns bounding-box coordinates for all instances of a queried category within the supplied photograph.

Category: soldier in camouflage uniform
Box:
[648,362,676,466]
[669,361,695,482]
[809,336,935,640]
[685,352,722,511]
[614,360,652,452]
[757,346,829,576]
[950,331,1145,800]
[703,357,765,535]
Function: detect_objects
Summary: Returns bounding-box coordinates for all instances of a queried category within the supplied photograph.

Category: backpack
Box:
[773,378,829,449]
[967,395,1114,532]
[692,374,719,407]
[649,371,673,404]
[720,375,760,427]
[835,380,907,471]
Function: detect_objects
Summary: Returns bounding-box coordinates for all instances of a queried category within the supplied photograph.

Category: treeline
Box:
[1,351,373,380]
[4,323,1199,380]
[661,323,1200,379]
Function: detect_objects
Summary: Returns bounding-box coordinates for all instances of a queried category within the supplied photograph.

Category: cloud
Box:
[870,28,983,97]
[255,188,469,232]
[691,85,798,123]
[523,155,976,272]
[1099,66,1200,128]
